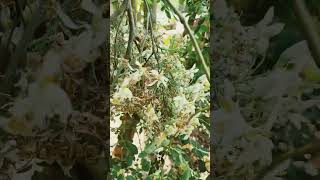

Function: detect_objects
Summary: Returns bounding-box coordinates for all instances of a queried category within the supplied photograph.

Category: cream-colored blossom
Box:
[111,87,133,105]
[173,95,195,115]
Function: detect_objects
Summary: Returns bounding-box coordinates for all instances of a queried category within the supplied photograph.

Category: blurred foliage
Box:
[213,0,320,179]
[0,0,108,180]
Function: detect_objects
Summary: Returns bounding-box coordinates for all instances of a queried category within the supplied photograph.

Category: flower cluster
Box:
[111,40,210,179]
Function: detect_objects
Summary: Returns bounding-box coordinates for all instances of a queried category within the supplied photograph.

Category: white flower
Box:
[164,124,177,136]
[187,83,204,101]
[173,95,195,115]
[214,100,251,146]
[158,72,169,88]
[252,69,300,98]
[144,104,159,124]
[131,71,143,84]
[190,116,200,127]
[255,7,284,54]
[31,83,72,126]
[121,77,131,88]
[148,70,169,88]
[234,135,273,171]
[197,75,210,91]
[135,61,148,75]
[3,82,72,132]
[113,87,133,103]
[199,171,210,179]
[186,64,199,81]
[163,155,172,174]
[58,27,105,73]
[111,112,123,127]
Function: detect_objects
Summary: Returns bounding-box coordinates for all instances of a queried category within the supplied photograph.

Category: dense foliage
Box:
[110,0,210,179]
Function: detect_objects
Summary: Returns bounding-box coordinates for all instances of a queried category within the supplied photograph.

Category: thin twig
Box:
[140,9,150,56]
[113,4,127,57]
[14,0,26,26]
[125,0,135,60]
[6,26,15,48]
[134,38,142,53]
[143,0,160,70]
[113,2,126,65]
[110,0,129,22]
[145,51,154,64]
[162,0,210,79]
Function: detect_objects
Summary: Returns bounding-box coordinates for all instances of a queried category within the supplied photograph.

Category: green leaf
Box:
[165,10,171,19]
[125,156,135,166]
[169,147,185,165]
[161,138,170,146]
[126,175,135,180]
[169,148,180,165]
[199,24,208,33]
[144,142,157,154]
[146,0,153,5]
[146,176,153,180]
[124,141,138,155]
[198,160,207,172]
[190,140,209,157]
[180,134,189,141]
[181,166,192,180]
[141,158,151,171]
[139,151,147,158]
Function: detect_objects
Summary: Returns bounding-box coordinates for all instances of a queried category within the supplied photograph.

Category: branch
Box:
[162,0,210,79]
[143,0,160,69]
[14,0,26,26]
[252,140,320,180]
[110,0,129,23]
[125,0,135,60]
[292,0,320,68]
[113,6,126,59]
[140,7,150,55]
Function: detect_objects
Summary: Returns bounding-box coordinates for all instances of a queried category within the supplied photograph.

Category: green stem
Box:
[292,0,320,68]
[162,0,210,79]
